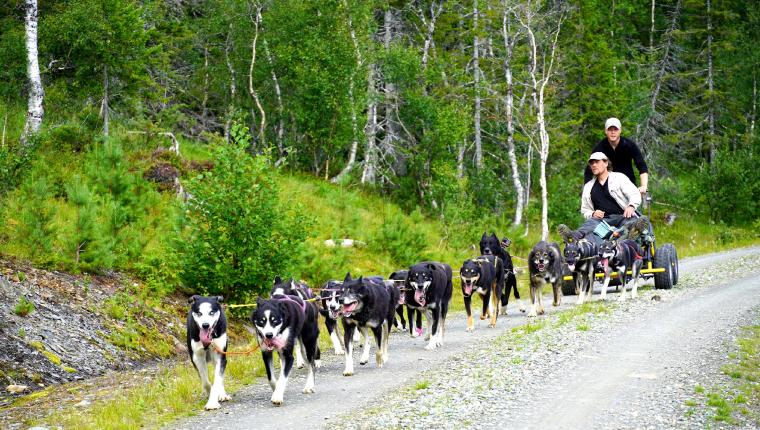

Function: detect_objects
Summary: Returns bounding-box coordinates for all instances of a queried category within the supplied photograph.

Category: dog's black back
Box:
[271,276,316,301]
[563,239,598,273]
[480,232,519,306]
[340,274,397,327]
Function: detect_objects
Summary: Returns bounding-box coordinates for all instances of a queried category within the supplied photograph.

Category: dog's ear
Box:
[482,232,487,239]
[426,263,436,271]
[188,294,200,304]
[274,275,282,285]
[215,295,224,303]
[344,272,352,282]
[491,232,498,240]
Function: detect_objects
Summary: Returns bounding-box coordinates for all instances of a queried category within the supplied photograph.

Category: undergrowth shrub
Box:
[370,207,428,267]
[178,130,312,304]
[16,175,57,265]
[689,147,759,225]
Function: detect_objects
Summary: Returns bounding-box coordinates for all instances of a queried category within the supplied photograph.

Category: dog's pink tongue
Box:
[200,328,213,347]
[414,290,426,306]
[601,258,609,271]
[464,285,473,295]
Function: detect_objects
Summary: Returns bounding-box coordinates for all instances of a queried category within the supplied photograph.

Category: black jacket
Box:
[584,136,648,185]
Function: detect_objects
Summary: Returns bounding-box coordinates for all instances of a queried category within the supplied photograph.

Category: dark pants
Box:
[578,214,642,246]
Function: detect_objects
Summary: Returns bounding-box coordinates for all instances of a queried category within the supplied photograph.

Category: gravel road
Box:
[171,246,760,430]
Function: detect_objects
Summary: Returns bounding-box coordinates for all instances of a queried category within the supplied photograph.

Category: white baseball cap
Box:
[588,152,609,162]
[605,117,622,130]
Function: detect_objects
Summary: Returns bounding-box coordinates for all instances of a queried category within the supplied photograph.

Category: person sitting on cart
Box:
[559,152,649,245]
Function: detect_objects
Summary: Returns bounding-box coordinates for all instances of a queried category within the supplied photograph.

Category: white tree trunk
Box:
[224,24,236,142]
[751,72,757,141]
[101,65,109,136]
[519,4,564,241]
[501,6,524,226]
[334,1,364,183]
[381,9,400,177]
[419,1,444,70]
[248,8,266,146]
[361,65,378,184]
[457,139,466,179]
[22,0,44,144]
[263,38,285,155]
[472,0,483,170]
[706,0,715,164]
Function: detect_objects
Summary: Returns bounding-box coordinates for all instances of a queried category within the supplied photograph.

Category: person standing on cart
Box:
[584,117,649,195]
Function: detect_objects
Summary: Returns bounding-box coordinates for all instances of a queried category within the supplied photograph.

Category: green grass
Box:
[32,346,266,430]
[414,379,430,390]
[687,326,760,425]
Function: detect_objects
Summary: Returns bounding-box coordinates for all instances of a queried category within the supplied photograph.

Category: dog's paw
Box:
[271,395,284,406]
[315,359,322,369]
[488,322,496,328]
[342,370,354,376]
[466,325,474,332]
[424,343,437,351]
[302,386,315,394]
[333,348,344,355]
[218,393,232,403]
[204,401,221,410]
[296,363,304,369]
[359,358,369,365]
[479,314,487,320]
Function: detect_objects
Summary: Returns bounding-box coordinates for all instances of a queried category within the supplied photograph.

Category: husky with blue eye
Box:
[187,295,231,410]
[251,293,320,406]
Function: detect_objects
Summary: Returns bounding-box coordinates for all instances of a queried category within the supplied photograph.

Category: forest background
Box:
[1,0,759,304]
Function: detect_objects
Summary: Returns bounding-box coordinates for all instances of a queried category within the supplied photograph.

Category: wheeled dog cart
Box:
[561,192,679,295]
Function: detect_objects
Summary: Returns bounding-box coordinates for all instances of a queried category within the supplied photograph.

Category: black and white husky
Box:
[388,270,423,337]
[187,295,231,410]
[319,279,348,355]
[339,273,398,376]
[404,261,453,350]
[563,238,599,305]
[598,239,644,301]
[251,294,320,405]
[271,276,318,368]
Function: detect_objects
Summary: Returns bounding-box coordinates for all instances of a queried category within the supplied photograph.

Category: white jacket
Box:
[581,171,641,219]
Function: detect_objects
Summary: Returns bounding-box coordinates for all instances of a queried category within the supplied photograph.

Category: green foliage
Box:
[64,176,115,271]
[14,296,35,317]
[16,175,57,264]
[178,136,312,303]
[370,207,428,267]
[0,141,34,196]
[688,147,760,225]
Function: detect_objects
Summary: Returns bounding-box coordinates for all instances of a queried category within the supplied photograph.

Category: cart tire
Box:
[562,279,577,296]
[661,243,679,285]
[654,244,675,290]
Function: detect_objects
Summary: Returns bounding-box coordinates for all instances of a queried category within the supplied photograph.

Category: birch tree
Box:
[518,1,565,240]
[500,1,525,226]
[22,0,44,144]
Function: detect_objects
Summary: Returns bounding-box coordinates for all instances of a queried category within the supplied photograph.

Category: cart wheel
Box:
[661,243,679,285]
[561,278,577,296]
[654,244,675,290]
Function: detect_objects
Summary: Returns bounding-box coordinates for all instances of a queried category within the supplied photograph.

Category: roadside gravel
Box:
[334,249,760,430]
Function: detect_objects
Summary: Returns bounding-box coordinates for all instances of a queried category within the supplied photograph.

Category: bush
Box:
[689,148,760,225]
[14,296,35,317]
[178,134,311,304]
[370,208,428,267]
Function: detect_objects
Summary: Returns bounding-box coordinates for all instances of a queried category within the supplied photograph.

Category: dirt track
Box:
[171,246,760,430]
